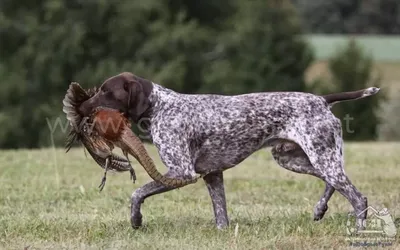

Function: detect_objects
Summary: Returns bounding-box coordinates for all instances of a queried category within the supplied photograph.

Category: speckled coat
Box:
[133,83,370,229]
[77,72,379,230]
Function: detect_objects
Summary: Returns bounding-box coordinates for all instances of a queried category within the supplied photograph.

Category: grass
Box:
[1,142,400,249]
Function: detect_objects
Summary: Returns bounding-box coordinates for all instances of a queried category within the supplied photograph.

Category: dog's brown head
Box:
[79,72,153,123]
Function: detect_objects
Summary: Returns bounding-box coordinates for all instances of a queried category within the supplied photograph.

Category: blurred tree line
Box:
[0,0,386,149]
[292,0,400,34]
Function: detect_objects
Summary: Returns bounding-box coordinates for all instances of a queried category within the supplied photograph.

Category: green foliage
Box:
[377,87,400,141]
[293,0,400,34]
[0,0,315,148]
[328,40,385,140]
[0,0,218,148]
[202,0,315,94]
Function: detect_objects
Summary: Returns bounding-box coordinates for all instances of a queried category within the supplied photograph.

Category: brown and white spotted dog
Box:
[78,72,380,230]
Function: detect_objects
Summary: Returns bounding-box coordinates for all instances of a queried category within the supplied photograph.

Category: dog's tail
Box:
[322,87,380,107]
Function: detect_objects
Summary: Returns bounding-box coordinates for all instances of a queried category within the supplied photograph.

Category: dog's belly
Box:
[194,132,272,173]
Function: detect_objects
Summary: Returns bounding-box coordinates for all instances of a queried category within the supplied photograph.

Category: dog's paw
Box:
[313,204,328,221]
[131,213,143,229]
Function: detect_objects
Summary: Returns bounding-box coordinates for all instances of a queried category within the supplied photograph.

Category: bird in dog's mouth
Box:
[62,82,202,190]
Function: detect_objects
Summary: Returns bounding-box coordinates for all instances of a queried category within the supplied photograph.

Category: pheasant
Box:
[88,106,204,187]
[63,82,202,190]
[63,83,136,191]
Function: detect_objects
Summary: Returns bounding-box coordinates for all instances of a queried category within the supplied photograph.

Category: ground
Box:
[1,142,400,250]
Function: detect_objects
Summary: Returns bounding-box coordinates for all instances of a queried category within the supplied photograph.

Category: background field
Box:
[1,143,400,250]
[306,61,400,90]
[306,35,400,62]
[305,35,400,92]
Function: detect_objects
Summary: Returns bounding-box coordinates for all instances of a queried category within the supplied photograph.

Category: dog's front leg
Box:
[131,138,198,229]
[131,171,177,229]
[204,171,229,229]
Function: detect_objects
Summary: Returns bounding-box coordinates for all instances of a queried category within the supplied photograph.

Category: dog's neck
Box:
[131,83,177,140]
[126,75,154,124]
[147,82,180,112]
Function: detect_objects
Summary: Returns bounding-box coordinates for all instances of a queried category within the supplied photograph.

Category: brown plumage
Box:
[63,82,201,189]
[89,107,202,187]
[63,82,135,191]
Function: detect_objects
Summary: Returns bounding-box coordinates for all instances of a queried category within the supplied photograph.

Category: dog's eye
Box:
[123,82,129,92]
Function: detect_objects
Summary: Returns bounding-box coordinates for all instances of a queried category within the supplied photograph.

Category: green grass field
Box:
[1,143,400,250]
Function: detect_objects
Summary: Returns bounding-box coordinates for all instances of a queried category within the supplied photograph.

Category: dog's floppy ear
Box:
[123,79,152,123]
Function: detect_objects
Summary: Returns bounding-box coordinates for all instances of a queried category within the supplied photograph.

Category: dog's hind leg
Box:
[313,135,367,227]
[271,142,367,223]
[314,183,335,221]
[271,140,336,221]
[308,141,367,227]
[271,140,319,176]
[322,168,368,228]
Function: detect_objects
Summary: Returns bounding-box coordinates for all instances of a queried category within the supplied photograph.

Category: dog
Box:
[78,72,380,229]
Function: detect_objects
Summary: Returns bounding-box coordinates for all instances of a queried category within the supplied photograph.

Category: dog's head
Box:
[79,72,153,123]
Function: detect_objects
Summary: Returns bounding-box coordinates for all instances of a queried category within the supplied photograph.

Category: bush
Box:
[328,39,385,141]
[377,85,400,141]
[201,0,315,94]
[0,0,314,148]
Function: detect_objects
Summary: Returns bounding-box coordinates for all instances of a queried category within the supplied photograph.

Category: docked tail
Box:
[322,87,380,107]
